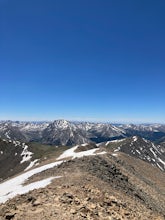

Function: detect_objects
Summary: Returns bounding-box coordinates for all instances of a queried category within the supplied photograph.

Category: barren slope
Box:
[0,145,164,220]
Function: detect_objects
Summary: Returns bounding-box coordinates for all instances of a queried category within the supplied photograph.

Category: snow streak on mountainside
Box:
[105,136,165,171]
[0,139,39,181]
[0,143,107,203]
[0,160,63,203]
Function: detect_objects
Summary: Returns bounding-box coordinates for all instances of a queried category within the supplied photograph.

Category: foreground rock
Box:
[0,152,164,220]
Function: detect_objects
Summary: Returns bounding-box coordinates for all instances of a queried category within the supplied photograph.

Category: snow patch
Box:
[81,143,88,147]
[5,131,10,139]
[0,177,59,204]
[111,125,125,134]
[136,149,141,154]
[20,145,33,164]
[150,148,157,158]
[105,139,125,146]
[112,153,118,157]
[57,145,106,160]
[156,163,163,171]
[142,138,149,143]
[157,158,165,167]
[133,136,138,142]
[0,160,63,203]
[24,159,39,171]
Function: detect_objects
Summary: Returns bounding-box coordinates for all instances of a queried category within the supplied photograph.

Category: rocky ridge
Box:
[0,151,164,220]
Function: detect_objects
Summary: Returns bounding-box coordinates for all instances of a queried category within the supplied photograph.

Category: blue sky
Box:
[0,0,165,123]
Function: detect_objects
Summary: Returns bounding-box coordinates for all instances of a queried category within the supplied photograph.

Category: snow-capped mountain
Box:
[105,136,165,171]
[19,121,49,142]
[0,122,26,141]
[123,123,165,132]
[0,120,125,146]
[0,121,49,142]
[0,120,165,146]
[41,120,89,146]
[41,120,127,146]
[86,123,126,142]
[118,124,165,142]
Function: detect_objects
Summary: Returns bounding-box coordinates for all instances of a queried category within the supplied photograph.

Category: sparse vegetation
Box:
[29,142,69,161]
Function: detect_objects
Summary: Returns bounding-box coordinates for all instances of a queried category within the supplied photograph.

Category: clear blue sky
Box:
[0,0,165,123]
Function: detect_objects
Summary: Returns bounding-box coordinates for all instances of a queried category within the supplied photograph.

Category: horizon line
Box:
[0,118,164,125]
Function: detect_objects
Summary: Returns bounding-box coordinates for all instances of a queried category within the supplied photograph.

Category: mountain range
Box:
[0,119,165,219]
[0,119,165,146]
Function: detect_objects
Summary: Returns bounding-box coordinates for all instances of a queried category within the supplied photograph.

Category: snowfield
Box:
[0,145,106,203]
[0,160,63,203]
[57,145,106,160]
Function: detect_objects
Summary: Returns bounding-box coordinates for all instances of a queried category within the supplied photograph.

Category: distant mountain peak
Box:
[0,120,165,146]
